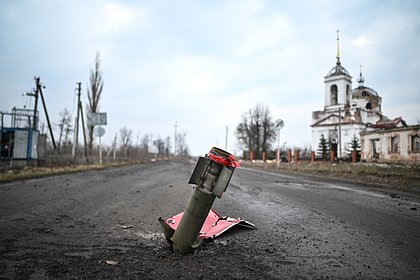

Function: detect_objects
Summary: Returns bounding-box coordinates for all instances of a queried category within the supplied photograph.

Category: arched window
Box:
[330,85,338,105]
[412,135,420,152]
[346,85,350,104]
[391,136,399,153]
[366,102,372,110]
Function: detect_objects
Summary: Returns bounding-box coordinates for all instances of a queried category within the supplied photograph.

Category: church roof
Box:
[371,117,407,129]
[352,69,380,97]
[325,63,351,78]
[352,85,379,97]
[311,112,363,127]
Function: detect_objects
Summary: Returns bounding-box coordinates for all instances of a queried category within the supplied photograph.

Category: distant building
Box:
[360,124,420,164]
[0,107,46,166]
[311,32,403,159]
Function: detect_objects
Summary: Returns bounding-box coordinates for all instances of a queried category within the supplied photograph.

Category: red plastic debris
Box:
[207,153,240,168]
[164,209,254,239]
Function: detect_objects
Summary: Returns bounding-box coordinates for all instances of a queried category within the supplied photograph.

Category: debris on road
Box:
[105,260,118,266]
[120,225,134,229]
[161,209,255,239]
[389,193,400,198]
[158,147,242,254]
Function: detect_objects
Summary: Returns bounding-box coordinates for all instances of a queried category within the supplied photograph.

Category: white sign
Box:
[94,126,105,137]
[89,112,107,126]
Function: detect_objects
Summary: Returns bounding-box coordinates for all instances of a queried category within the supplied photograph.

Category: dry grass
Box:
[246,160,420,195]
[0,161,144,183]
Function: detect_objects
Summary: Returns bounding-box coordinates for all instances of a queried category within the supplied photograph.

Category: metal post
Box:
[338,107,342,160]
[277,127,280,168]
[99,123,102,165]
[275,119,284,168]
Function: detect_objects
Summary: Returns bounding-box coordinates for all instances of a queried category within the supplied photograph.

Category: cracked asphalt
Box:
[1,159,419,279]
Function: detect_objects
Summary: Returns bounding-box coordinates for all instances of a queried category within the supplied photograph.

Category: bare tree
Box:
[235,104,276,159]
[57,108,72,152]
[86,52,104,150]
[64,122,72,146]
[141,134,152,154]
[176,132,189,156]
[119,127,132,158]
[165,136,172,155]
[261,105,276,156]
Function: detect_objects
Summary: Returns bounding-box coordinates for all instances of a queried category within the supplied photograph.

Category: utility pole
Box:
[72,82,89,163]
[79,96,89,163]
[26,87,38,129]
[113,133,117,161]
[29,87,39,130]
[58,114,65,151]
[72,83,81,159]
[31,77,57,151]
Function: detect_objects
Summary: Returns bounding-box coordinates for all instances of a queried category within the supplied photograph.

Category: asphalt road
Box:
[1,160,419,279]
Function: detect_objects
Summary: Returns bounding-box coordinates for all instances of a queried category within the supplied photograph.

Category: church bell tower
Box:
[324,30,352,109]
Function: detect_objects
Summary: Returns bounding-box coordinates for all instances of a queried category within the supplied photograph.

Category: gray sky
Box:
[1,0,419,156]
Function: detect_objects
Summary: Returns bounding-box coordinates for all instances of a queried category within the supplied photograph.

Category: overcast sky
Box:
[1,0,419,156]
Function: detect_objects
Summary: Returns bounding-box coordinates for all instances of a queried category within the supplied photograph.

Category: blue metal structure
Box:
[0,108,39,161]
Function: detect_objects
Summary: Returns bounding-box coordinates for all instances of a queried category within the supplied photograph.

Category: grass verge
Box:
[244,160,420,196]
[0,161,145,183]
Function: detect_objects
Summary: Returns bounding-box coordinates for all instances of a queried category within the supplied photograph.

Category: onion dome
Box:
[352,66,379,97]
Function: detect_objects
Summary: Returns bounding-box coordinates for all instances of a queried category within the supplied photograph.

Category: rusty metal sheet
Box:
[164,209,255,239]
